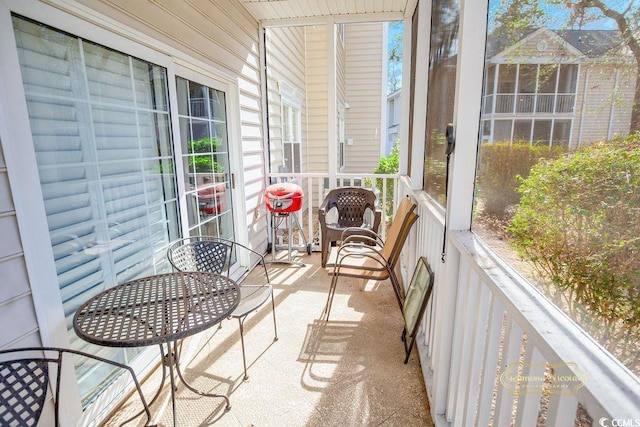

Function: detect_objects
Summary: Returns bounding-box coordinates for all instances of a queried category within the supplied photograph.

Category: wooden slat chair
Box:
[322,196,419,320]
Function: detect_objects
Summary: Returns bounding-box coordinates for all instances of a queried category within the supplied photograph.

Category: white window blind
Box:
[13,15,180,402]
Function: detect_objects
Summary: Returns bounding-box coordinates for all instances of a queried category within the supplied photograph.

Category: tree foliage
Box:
[188,137,223,173]
[388,21,403,93]
[476,141,566,217]
[509,133,640,366]
[373,140,400,216]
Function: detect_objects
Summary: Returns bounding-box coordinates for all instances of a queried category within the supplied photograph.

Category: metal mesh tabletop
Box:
[73,272,240,347]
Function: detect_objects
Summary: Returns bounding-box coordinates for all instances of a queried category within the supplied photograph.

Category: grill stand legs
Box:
[266,212,310,266]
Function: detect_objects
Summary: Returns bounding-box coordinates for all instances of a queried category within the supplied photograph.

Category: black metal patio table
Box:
[73,271,240,426]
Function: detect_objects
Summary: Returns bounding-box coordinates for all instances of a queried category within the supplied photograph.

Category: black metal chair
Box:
[167,236,278,380]
[318,187,382,268]
[0,346,152,427]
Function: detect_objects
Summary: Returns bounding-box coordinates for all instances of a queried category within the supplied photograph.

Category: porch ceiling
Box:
[239,0,411,24]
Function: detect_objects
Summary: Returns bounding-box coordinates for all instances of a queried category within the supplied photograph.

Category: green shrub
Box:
[476,141,566,217]
[188,137,223,173]
[373,140,400,217]
[509,134,640,332]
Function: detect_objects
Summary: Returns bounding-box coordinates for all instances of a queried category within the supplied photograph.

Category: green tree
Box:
[188,137,223,173]
[509,133,640,367]
[373,139,400,216]
[388,21,403,93]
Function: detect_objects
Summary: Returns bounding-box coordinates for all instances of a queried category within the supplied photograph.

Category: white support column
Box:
[398,13,412,176]
[431,0,489,417]
[327,20,337,188]
[447,0,487,232]
[408,1,431,189]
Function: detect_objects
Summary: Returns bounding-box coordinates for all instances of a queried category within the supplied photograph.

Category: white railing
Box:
[490,93,575,115]
[399,180,640,427]
[266,172,400,250]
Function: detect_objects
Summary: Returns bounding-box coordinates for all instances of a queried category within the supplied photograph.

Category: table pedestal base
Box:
[122,341,230,427]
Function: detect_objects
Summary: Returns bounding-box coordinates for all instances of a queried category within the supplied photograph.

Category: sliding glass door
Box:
[176,77,234,240]
[12,14,179,402]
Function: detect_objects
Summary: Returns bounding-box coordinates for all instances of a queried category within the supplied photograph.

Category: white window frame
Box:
[279,80,303,173]
[338,105,346,170]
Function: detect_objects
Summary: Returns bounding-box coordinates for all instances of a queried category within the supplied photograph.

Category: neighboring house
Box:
[266,22,388,176]
[387,88,402,155]
[481,27,636,148]
[343,22,388,174]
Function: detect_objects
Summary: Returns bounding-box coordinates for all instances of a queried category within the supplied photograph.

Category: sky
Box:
[387,21,403,93]
[488,0,630,32]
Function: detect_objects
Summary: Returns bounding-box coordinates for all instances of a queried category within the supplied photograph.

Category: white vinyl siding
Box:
[12,15,180,401]
[575,63,636,145]
[0,140,41,348]
[265,26,307,174]
[344,22,385,173]
[306,25,329,174]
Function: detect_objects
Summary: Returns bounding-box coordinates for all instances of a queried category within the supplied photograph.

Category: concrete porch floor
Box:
[103,252,433,427]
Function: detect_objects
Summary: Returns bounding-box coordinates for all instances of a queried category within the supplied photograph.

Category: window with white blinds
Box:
[12,15,180,402]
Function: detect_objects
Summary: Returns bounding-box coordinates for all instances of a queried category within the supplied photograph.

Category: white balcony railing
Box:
[397,179,640,426]
[266,172,400,249]
[489,93,576,115]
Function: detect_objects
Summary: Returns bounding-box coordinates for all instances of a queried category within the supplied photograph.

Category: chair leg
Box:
[237,317,249,381]
[322,272,340,321]
[270,292,278,341]
[321,234,329,267]
[388,269,404,312]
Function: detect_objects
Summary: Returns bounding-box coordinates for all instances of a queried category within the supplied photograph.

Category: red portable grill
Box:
[265,182,303,214]
[265,183,311,264]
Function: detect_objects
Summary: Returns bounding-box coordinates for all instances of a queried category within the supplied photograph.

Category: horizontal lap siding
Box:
[344,22,384,173]
[0,140,40,348]
[575,63,635,145]
[306,25,329,173]
[266,26,307,172]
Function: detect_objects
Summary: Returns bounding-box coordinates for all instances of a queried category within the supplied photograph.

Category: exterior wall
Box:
[387,89,402,155]
[344,22,385,173]
[0,139,41,349]
[337,25,347,113]
[305,25,329,174]
[336,24,347,172]
[265,26,307,173]
[575,62,636,145]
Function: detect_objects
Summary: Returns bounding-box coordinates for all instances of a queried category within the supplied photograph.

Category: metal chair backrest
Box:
[380,196,418,268]
[324,187,378,227]
[0,353,51,425]
[168,237,233,276]
[0,347,152,427]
